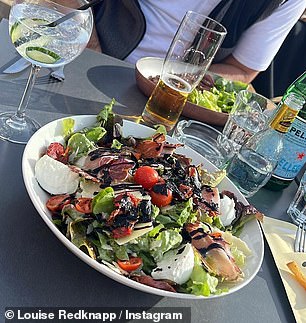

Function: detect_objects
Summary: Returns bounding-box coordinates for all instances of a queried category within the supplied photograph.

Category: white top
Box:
[125,0,306,71]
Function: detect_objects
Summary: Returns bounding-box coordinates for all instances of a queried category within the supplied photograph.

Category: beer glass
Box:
[141,11,227,132]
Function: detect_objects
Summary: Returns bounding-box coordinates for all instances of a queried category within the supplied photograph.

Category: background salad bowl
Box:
[22,115,264,299]
[135,57,253,126]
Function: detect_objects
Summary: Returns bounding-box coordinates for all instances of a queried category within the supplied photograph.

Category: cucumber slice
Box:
[10,18,48,44]
[26,46,61,64]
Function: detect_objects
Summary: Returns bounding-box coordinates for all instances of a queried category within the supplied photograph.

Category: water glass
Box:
[287,170,306,225]
[141,11,227,132]
[226,136,277,198]
[222,90,276,151]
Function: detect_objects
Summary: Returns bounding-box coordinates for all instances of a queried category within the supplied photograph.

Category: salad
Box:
[34,101,262,296]
[188,75,248,113]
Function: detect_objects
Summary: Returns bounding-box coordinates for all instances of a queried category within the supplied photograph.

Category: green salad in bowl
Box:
[188,76,248,113]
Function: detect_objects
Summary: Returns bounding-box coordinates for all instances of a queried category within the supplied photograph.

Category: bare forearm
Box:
[87,24,102,52]
[209,55,259,84]
[209,64,254,83]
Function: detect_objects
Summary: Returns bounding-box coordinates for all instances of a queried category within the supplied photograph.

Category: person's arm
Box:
[210,0,306,84]
[87,24,102,52]
[209,54,259,84]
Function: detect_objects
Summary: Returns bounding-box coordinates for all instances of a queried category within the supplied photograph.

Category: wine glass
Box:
[0,0,93,144]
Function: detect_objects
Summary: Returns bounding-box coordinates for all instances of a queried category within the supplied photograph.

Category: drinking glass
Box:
[0,0,93,144]
[222,90,277,151]
[141,11,227,132]
[287,170,306,225]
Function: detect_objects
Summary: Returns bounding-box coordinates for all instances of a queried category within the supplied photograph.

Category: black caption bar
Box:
[4,307,191,323]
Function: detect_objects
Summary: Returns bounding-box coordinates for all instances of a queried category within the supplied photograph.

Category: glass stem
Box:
[15,64,41,121]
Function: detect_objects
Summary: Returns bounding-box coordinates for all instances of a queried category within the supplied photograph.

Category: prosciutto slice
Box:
[185,222,242,281]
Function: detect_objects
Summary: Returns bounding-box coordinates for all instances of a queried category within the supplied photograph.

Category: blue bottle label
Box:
[273,116,306,180]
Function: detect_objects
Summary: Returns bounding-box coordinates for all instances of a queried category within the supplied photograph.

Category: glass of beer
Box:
[141,11,227,131]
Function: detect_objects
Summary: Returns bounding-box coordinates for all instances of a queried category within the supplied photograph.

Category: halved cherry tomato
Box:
[75,197,92,214]
[134,166,159,190]
[149,184,173,207]
[117,257,143,272]
[112,226,133,239]
[46,194,71,212]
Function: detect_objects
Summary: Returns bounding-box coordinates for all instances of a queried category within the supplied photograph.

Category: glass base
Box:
[0,112,40,144]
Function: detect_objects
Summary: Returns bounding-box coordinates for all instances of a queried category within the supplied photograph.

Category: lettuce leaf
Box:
[150,229,182,262]
[128,225,182,263]
[126,233,157,274]
[185,251,220,296]
[97,99,116,127]
[96,99,123,145]
[156,198,197,227]
[62,118,75,137]
[92,187,115,215]
[136,251,156,274]
[188,77,248,113]
[150,204,160,219]
[230,246,246,267]
[67,133,95,158]
[214,77,247,93]
[85,126,106,142]
[111,139,122,150]
[196,211,224,229]
[153,125,167,135]
[62,204,84,221]
[94,229,129,262]
[222,230,252,267]
[69,221,96,260]
[94,231,114,262]
[188,89,221,112]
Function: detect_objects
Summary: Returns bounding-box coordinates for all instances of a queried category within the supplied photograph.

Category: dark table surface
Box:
[0,19,300,323]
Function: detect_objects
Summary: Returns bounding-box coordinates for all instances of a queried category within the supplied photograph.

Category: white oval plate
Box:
[22,115,264,299]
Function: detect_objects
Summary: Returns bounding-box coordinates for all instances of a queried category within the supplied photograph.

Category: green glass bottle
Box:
[265,71,306,191]
[283,71,306,116]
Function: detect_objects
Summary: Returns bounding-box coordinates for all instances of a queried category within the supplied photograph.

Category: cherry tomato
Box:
[46,194,71,212]
[75,198,92,214]
[149,184,173,207]
[134,166,159,190]
[112,226,133,239]
[117,257,143,272]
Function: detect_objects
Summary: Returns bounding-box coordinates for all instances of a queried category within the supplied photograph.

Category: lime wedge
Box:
[26,46,61,64]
